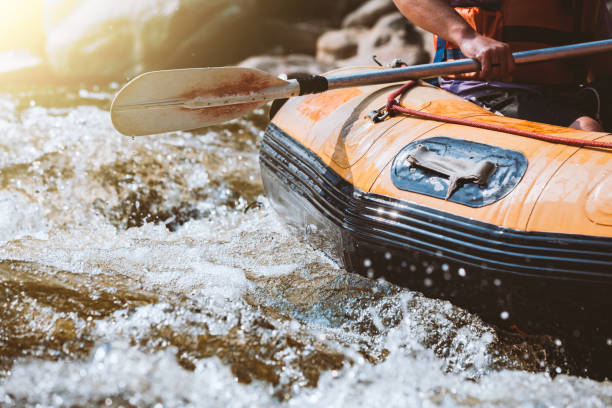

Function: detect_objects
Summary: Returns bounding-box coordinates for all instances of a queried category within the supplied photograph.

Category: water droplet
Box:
[424,278,433,287]
[500,311,509,320]
[367,269,374,279]
[555,367,562,374]
[458,267,466,277]
[93,346,107,362]
[554,339,562,347]
[493,278,502,286]
[364,258,372,267]
[425,265,434,274]
[441,263,449,272]
[607,338,612,346]
[384,252,392,260]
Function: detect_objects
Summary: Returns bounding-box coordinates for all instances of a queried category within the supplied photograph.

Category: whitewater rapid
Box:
[0,86,610,407]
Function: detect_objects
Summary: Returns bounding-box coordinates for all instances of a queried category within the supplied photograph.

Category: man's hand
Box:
[393,0,516,80]
[458,33,515,80]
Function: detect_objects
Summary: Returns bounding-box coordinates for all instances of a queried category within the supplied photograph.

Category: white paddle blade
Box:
[110,67,292,136]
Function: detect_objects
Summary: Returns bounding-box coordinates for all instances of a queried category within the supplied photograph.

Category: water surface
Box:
[0,84,610,407]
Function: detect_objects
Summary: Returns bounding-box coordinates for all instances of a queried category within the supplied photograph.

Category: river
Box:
[0,84,610,407]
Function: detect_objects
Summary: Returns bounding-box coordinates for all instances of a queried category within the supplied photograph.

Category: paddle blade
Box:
[110,67,290,136]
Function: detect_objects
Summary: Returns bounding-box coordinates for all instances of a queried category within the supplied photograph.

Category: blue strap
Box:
[446,48,467,59]
[433,37,447,63]
[429,37,449,86]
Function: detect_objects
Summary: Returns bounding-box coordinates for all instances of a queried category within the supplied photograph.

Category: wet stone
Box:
[0,261,157,378]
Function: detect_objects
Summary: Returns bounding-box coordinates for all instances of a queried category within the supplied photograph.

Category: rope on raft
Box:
[383,81,612,150]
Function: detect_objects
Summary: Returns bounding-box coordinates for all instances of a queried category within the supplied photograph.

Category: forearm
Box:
[392,0,477,46]
[393,0,514,79]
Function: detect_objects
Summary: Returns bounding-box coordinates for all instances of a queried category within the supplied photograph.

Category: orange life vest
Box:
[433,0,602,85]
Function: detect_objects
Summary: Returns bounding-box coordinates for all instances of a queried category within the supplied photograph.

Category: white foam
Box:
[0,191,49,242]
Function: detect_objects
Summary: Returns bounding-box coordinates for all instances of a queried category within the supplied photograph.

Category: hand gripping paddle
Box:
[111,39,612,136]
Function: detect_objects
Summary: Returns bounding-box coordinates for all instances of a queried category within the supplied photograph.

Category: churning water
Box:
[0,84,610,407]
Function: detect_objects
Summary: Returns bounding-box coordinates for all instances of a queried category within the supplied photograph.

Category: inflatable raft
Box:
[260,67,612,344]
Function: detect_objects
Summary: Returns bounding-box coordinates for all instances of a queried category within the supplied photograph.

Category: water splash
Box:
[0,86,610,407]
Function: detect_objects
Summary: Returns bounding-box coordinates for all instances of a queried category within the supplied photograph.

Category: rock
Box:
[43,0,264,80]
[239,54,336,77]
[316,28,362,64]
[342,0,396,28]
[261,19,331,55]
[0,50,53,85]
[257,0,370,27]
[318,12,431,68]
[40,0,372,81]
[0,2,45,56]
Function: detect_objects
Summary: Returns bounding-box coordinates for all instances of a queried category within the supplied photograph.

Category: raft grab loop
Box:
[370,80,612,150]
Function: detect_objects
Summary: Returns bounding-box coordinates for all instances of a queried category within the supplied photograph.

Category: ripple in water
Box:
[0,86,610,407]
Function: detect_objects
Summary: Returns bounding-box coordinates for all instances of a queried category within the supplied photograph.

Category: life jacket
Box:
[433,0,601,85]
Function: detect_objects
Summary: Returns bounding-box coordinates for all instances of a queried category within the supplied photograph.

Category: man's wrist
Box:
[450,25,478,48]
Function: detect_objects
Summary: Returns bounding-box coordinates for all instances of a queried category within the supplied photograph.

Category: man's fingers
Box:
[496,47,507,78]
[478,50,491,79]
[500,44,514,78]
[506,48,516,77]
[459,35,513,80]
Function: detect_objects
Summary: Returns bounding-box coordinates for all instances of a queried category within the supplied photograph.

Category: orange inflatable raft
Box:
[260,68,612,355]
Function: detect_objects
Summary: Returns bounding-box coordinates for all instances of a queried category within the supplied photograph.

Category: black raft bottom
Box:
[260,123,612,380]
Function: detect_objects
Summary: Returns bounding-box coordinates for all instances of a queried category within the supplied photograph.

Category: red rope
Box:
[385,81,612,150]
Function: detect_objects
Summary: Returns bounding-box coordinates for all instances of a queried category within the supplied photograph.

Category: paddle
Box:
[111,39,612,136]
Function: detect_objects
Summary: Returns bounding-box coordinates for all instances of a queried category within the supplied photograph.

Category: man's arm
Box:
[393,0,514,79]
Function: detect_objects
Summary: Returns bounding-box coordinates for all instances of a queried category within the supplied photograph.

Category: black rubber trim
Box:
[269,98,288,120]
[296,75,329,95]
[261,122,612,283]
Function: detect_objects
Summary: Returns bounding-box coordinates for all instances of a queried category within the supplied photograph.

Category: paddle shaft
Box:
[175,39,612,109]
[324,39,612,90]
[110,39,612,136]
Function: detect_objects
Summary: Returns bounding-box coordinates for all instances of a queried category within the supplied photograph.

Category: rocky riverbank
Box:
[0,0,431,83]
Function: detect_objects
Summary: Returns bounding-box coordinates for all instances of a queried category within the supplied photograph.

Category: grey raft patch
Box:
[391,137,528,207]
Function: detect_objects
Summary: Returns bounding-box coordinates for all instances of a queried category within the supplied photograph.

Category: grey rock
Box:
[316,28,363,64]
[261,19,331,55]
[239,54,336,77]
[342,0,397,28]
[43,0,263,80]
[318,12,431,68]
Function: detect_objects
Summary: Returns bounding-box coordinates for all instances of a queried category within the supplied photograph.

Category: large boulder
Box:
[317,12,431,68]
[256,0,369,26]
[41,0,371,81]
[43,0,264,80]
[239,54,336,77]
[316,28,362,64]
[259,19,331,55]
[342,0,396,28]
